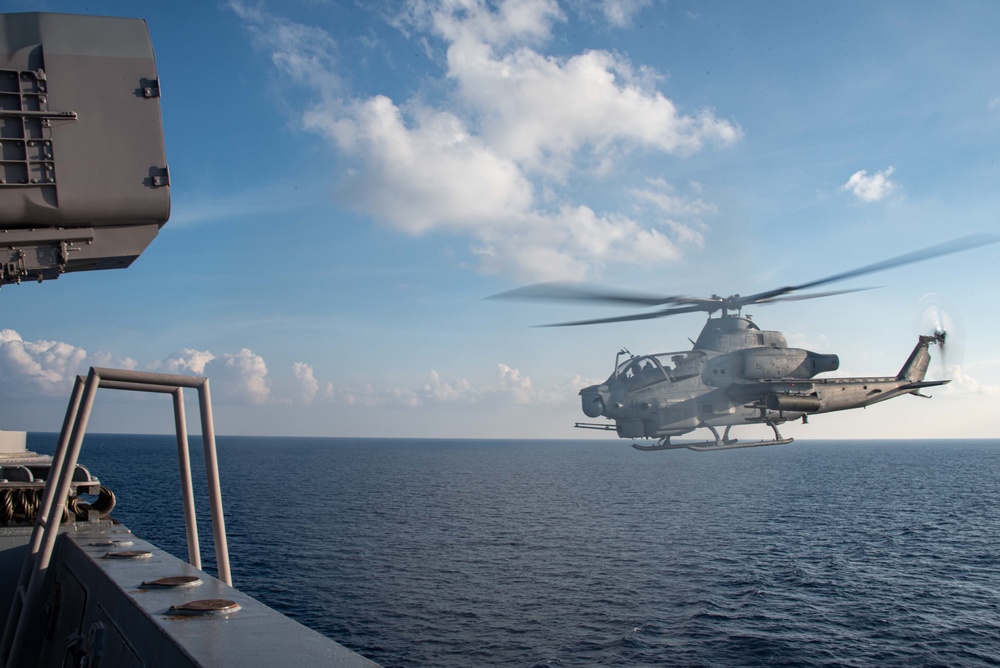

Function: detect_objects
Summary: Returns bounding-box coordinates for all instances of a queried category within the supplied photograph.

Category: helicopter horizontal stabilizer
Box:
[725,381,814,404]
[897,380,950,391]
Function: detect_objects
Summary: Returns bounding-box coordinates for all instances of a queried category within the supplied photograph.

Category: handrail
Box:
[0,367,230,668]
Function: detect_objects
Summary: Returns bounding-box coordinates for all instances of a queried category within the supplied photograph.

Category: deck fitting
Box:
[141,576,203,589]
[103,550,152,559]
[168,599,240,616]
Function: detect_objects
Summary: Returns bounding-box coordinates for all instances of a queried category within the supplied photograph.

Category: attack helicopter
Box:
[494,235,996,451]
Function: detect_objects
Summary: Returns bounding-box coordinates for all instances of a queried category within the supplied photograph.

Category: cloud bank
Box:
[230,0,740,280]
[0,329,588,411]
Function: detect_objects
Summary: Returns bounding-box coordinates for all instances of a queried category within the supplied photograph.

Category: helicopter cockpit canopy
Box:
[616,351,705,390]
[0,13,169,286]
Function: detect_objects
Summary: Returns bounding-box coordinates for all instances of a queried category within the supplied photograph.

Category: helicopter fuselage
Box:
[578,316,947,444]
[495,236,989,449]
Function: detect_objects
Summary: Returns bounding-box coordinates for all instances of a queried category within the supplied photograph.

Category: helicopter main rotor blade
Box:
[754,287,875,304]
[489,282,691,307]
[493,233,997,327]
[539,304,709,327]
[741,233,998,307]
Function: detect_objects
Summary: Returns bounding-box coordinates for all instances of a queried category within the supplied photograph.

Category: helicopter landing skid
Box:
[685,436,793,452]
[631,439,687,451]
[632,422,793,452]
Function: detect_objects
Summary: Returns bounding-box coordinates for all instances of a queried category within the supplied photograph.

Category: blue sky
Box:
[2,0,999,440]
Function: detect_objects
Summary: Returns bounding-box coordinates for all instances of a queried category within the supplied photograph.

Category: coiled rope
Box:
[0,486,116,524]
[68,486,117,521]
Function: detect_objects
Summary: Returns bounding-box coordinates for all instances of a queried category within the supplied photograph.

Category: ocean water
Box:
[29,434,1000,667]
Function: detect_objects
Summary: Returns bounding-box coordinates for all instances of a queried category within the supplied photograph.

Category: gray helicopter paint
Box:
[497,235,995,448]
[578,327,947,445]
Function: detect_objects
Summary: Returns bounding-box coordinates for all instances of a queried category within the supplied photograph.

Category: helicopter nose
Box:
[580,386,606,418]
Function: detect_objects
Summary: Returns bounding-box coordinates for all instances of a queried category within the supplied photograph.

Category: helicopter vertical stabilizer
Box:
[896,333,945,382]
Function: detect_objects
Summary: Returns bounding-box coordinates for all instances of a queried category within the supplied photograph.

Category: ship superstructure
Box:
[0,13,378,666]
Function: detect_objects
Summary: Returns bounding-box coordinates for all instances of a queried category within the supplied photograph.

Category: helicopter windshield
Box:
[616,357,664,390]
[615,351,701,390]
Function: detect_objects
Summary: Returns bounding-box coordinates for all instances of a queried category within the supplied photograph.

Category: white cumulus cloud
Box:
[158,349,216,375]
[205,349,271,405]
[231,0,741,281]
[494,363,534,404]
[90,352,139,371]
[0,329,86,395]
[841,166,897,203]
[292,362,320,403]
[446,45,739,172]
[599,0,652,27]
[312,97,535,235]
[936,365,1000,396]
[420,370,473,402]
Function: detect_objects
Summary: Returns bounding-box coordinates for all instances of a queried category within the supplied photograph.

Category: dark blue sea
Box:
[28,434,1000,667]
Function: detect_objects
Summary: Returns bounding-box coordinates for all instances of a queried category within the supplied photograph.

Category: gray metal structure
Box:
[496,235,996,450]
[0,366,379,667]
[0,12,168,285]
[0,12,380,667]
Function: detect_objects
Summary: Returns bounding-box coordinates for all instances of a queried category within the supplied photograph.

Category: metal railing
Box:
[1,367,231,668]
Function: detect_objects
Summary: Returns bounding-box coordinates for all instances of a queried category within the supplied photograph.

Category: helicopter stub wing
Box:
[724,380,815,403]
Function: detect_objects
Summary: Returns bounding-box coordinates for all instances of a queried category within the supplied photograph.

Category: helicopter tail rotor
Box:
[915,293,965,374]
